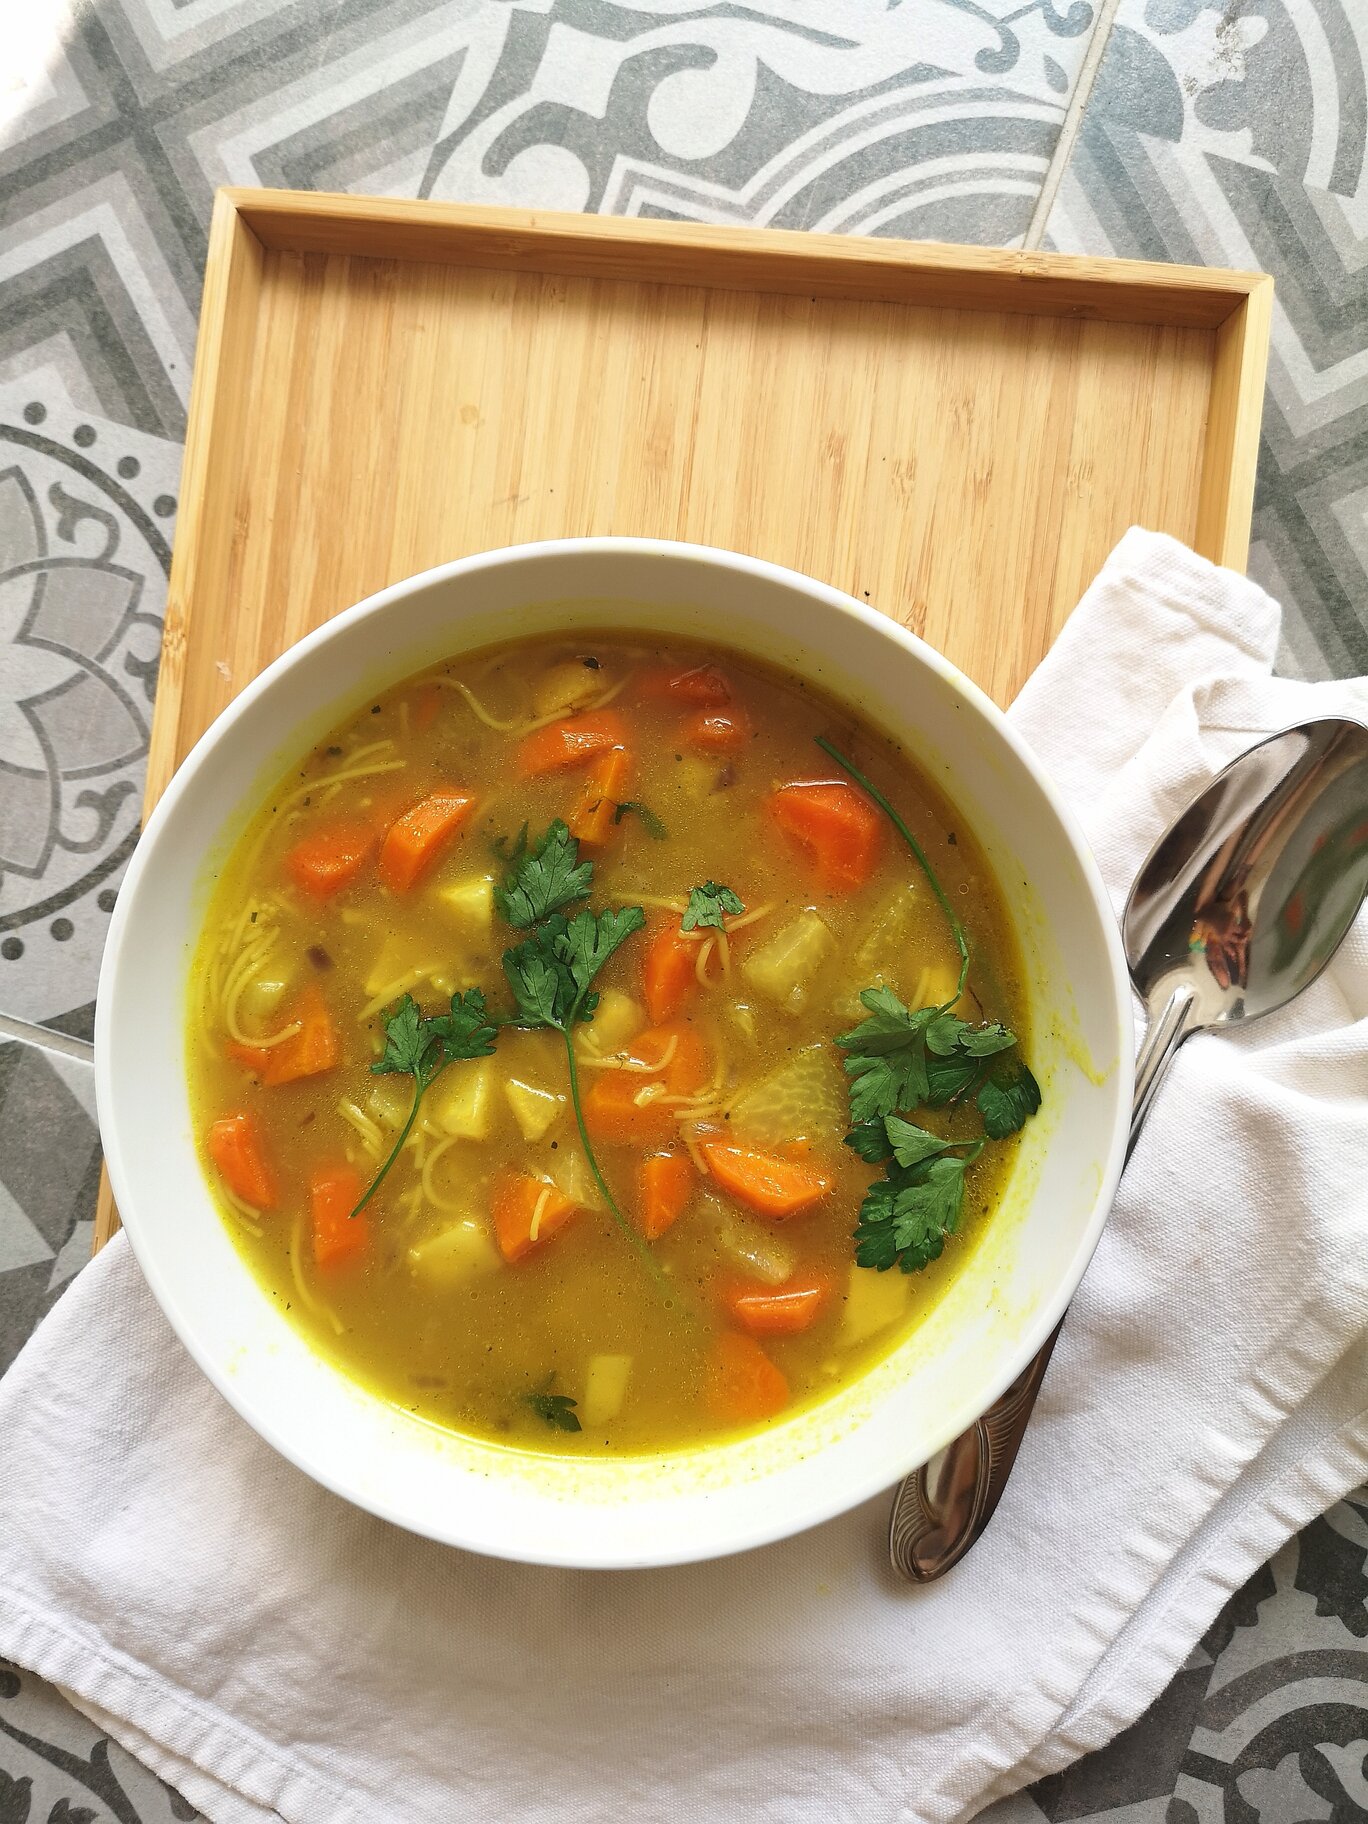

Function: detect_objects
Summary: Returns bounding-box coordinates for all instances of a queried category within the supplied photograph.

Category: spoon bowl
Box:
[1126,717,1368,1135]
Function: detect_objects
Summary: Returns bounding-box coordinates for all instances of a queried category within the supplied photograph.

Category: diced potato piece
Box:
[582,1353,632,1427]
[674,754,728,800]
[839,1262,912,1345]
[430,1058,494,1139]
[531,659,606,719]
[543,1143,603,1211]
[408,1218,501,1284]
[364,933,440,998]
[728,1045,845,1147]
[435,874,494,940]
[918,963,961,1009]
[366,1076,412,1132]
[504,1077,565,1142]
[834,883,963,1021]
[239,973,292,1025]
[702,1195,794,1286]
[741,909,835,1013]
[578,988,645,1056]
[503,1027,563,1077]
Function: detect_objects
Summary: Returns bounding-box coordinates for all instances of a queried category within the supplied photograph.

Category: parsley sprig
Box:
[349,989,499,1217]
[836,988,1038,1273]
[497,826,660,1277]
[837,987,1016,1125]
[817,734,1042,1276]
[682,881,744,932]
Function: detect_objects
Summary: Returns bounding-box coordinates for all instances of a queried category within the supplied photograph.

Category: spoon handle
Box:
[888,988,1195,1583]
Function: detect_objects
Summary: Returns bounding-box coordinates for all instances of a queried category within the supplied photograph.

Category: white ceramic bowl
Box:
[97,539,1132,1568]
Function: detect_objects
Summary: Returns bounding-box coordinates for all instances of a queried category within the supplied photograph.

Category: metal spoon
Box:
[889,716,1368,1583]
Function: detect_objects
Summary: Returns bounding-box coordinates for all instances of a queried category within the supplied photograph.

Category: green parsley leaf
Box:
[682,881,745,932]
[612,800,669,840]
[526,1391,581,1433]
[503,917,577,1029]
[923,1050,982,1108]
[504,905,647,1033]
[852,1150,979,1274]
[883,1115,958,1169]
[561,905,647,1003]
[957,1022,1017,1058]
[495,819,593,929]
[844,1119,893,1164]
[977,1061,1042,1139]
[836,986,937,1121]
[370,991,432,1082]
[426,988,501,1066]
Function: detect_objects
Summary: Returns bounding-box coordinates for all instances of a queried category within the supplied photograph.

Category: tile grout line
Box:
[1022,0,1121,251]
[0,1010,95,1065]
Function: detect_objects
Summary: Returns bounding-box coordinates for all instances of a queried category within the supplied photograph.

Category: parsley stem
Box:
[562,1030,671,1292]
[349,1075,425,1220]
[815,735,971,998]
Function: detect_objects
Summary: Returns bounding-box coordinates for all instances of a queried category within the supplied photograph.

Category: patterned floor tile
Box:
[0,1034,99,1378]
[1039,0,1368,684]
[1,1659,197,1824]
[0,379,178,1039]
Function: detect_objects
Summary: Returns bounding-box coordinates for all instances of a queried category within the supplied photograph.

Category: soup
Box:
[188,632,1039,1454]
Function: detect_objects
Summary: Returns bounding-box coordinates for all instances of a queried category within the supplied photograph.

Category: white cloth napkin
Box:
[1,528,1366,1824]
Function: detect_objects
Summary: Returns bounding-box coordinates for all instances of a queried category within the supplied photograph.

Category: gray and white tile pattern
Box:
[0,3,1365,1819]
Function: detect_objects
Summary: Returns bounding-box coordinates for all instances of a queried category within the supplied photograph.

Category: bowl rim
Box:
[96,535,1134,1565]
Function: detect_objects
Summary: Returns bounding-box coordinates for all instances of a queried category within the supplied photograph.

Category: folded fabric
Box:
[0,527,1364,1824]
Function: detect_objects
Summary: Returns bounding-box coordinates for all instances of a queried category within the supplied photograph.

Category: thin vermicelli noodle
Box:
[421,1135,469,1213]
[289,1211,343,1335]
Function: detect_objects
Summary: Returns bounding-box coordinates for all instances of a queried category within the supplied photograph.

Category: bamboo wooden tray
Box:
[94,187,1271,1249]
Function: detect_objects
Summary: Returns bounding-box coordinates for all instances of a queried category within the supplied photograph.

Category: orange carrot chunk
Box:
[227,983,340,1087]
[310,1163,367,1267]
[638,663,733,707]
[582,1022,709,1146]
[707,1333,790,1424]
[767,780,884,893]
[492,1170,577,1263]
[722,1271,832,1336]
[378,789,475,892]
[641,914,696,1024]
[581,1068,674,1147]
[516,709,631,778]
[567,746,633,847]
[638,1150,696,1240]
[208,1112,277,1210]
[684,706,751,753]
[700,1143,831,1219]
[285,821,375,898]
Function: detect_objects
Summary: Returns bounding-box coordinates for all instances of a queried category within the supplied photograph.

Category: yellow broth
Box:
[187,634,1030,1454]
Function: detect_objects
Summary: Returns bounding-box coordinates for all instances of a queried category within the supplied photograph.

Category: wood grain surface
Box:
[93,191,1271,1250]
